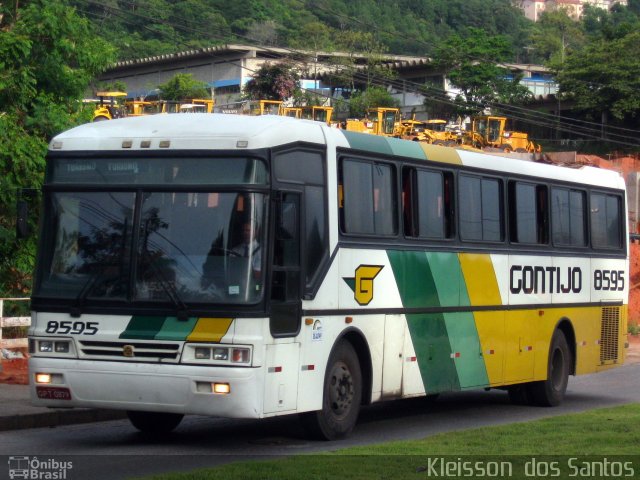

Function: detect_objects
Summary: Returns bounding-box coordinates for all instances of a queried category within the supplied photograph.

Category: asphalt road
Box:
[2,362,639,480]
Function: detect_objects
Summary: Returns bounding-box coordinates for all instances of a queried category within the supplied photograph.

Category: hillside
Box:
[70,0,532,61]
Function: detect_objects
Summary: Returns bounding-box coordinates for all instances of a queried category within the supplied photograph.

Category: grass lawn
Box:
[142,403,640,480]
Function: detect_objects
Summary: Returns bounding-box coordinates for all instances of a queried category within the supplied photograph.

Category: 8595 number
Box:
[593,269,625,291]
[45,320,99,335]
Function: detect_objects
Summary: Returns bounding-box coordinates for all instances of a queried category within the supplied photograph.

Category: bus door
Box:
[264,192,302,413]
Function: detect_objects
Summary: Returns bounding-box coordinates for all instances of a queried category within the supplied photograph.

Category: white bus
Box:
[29,114,628,439]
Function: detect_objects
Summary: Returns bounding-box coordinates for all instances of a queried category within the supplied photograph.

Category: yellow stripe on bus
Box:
[458,253,504,385]
[187,318,233,342]
[419,143,463,165]
[458,253,501,305]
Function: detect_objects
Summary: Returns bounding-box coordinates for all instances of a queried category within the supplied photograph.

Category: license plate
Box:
[36,386,72,400]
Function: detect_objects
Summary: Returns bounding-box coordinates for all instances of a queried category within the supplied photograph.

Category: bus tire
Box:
[300,340,362,440]
[528,330,571,407]
[127,411,183,434]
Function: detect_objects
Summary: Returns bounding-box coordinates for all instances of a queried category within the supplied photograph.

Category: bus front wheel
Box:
[127,410,183,434]
[300,340,362,440]
[529,330,571,406]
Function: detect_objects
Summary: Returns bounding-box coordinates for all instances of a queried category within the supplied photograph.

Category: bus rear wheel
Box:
[300,340,362,440]
[529,330,571,406]
[127,411,183,434]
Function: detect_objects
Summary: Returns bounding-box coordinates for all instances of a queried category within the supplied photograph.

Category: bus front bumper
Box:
[29,357,264,418]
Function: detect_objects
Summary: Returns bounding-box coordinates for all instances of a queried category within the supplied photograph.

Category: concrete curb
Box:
[0,409,127,432]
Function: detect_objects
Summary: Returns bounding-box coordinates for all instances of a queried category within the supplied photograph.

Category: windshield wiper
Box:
[70,271,103,317]
[144,259,191,321]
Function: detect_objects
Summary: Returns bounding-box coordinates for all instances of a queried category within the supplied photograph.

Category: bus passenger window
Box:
[459,174,503,242]
[591,193,622,249]
[341,158,397,236]
[551,188,586,247]
[402,167,452,239]
[509,182,548,245]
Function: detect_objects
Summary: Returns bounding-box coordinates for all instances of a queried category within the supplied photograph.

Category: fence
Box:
[0,298,31,349]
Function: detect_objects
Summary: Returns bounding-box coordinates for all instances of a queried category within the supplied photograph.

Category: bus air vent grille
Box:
[600,307,620,364]
[78,340,181,362]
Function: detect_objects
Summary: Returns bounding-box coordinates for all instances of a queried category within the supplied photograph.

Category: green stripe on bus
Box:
[120,316,164,340]
[425,252,461,307]
[341,131,394,156]
[443,312,489,388]
[386,137,429,160]
[387,250,459,393]
[154,316,198,340]
[426,252,490,388]
[387,250,440,308]
[406,313,460,393]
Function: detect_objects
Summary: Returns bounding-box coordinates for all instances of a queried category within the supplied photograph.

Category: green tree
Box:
[244,62,300,100]
[581,3,640,41]
[348,86,398,118]
[157,73,209,100]
[530,10,585,65]
[555,31,640,125]
[331,31,396,92]
[433,28,532,115]
[0,0,115,296]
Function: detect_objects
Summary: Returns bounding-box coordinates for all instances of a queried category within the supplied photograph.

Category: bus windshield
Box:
[36,158,268,307]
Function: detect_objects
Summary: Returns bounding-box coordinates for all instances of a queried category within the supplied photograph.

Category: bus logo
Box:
[8,457,29,480]
[343,265,384,306]
[123,345,135,357]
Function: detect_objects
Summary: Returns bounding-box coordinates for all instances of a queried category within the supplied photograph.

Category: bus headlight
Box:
[30,338,76,358]
[54,342,70,353]
[213,348,229,361]
[183,344,251,365]
[194,347,211,360]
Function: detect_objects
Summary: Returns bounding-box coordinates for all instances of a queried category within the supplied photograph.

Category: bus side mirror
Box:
[16,200,30,239]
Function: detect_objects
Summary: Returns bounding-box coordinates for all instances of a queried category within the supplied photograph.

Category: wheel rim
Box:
[328,361,354,419]
[550,347,565,391]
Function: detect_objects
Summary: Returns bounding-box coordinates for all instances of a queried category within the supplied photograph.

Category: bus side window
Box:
[508,181,548,245]
[591,192,623,250]
[459,174,503,242]
[551,188,586,247]
[340,158,397,236]
[403,167,453,240]
[272,148,328,296]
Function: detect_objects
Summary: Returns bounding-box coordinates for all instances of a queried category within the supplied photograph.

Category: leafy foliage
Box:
[244,63,300,100]
[68,0,533,61]
[530,10,585,65]
[157,73,209,100]
[432,28,532,115]
[0,0,115,296]
[555,31,640,123]
[347,87,398,118]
